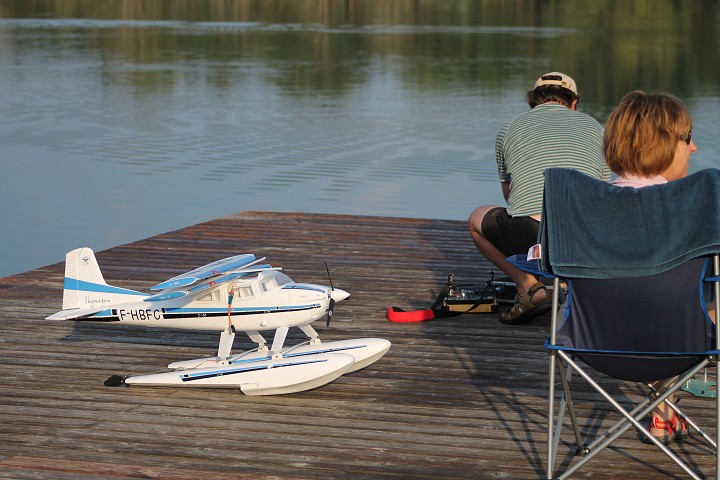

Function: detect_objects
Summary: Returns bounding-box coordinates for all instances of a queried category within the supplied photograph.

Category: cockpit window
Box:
[260,272,292,292]
[274,273,292,286]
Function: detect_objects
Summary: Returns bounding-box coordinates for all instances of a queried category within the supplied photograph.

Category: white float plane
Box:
[47,247,390,395]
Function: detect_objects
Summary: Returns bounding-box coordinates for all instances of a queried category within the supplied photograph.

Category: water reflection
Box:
[0,0,718,276]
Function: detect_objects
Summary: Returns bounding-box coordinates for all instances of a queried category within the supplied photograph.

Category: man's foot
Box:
[499,281,551,325]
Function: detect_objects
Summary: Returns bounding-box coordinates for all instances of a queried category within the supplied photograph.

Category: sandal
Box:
[499,281,552,325]
[641,414,689,445]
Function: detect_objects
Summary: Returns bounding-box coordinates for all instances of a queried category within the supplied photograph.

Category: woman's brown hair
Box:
[603,91,692,176]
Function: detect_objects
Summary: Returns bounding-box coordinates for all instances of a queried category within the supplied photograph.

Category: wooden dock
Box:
[0,211,717,479]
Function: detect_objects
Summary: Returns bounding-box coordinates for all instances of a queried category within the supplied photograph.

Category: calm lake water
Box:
[1,0,719,277]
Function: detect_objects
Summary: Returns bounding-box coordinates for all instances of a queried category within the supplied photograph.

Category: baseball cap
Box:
[534,72,577,95]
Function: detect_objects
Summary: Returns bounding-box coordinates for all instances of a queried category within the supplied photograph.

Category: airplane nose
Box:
[330,288,350,303]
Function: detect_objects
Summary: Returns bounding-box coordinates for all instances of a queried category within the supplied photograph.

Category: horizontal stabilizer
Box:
[46,306,108,321]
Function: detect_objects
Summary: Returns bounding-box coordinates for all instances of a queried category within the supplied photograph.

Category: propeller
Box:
[326,298,336,327]
[325,262,335,327]
[323,262,350,327]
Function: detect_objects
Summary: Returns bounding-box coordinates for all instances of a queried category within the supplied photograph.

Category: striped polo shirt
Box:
[496,102,609,217]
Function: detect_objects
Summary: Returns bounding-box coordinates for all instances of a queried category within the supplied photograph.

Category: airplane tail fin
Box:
[62,247,146,310]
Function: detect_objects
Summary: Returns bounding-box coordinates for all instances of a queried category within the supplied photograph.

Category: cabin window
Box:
[234,285,254,299]
[197,291,221,302]
[260,279,274,292]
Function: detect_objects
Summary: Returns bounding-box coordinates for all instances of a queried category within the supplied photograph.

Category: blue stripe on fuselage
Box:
[74,304,322,322]
[163,304,321,314]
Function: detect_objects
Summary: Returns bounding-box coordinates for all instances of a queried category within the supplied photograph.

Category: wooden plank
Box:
[0,211,717,479]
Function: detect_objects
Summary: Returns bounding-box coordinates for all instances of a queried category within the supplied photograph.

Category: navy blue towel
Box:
[539,168,720,278]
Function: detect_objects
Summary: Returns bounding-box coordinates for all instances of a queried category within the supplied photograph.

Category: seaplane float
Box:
[46,248,390,395]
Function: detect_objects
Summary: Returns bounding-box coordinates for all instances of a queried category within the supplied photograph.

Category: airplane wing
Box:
[143,266,281,302]
[223,265,279,276]
[149,254,263,291]
[46,306,109,321]
[144,272,245,302]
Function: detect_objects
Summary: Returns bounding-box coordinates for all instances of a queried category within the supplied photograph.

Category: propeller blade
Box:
[325,262,335,291]
[326,298,335,327]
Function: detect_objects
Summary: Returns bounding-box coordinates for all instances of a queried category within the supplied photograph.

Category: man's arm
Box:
[501,181,511,202]
[495,121,512,203]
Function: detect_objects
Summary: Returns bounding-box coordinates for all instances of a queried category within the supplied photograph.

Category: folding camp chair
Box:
[513,168,720,479]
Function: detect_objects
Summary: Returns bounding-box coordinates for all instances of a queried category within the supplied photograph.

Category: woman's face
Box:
[661,134,697,181]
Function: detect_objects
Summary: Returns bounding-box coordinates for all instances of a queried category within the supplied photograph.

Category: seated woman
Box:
[603,90,698,444]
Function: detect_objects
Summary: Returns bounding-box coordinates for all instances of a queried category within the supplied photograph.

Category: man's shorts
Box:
[481,207,540,258]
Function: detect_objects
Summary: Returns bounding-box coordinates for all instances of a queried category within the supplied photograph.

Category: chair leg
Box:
[549,360,587,478]
[549,364,580,479]
[582,392,653,452]
[547,350,557,479]
[556,352,708,480]
[547,276,563,479]
[557,362,584,452]
[715,358,720,479]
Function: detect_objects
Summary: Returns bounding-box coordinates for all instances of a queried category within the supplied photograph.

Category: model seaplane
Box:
[46,247,390,395]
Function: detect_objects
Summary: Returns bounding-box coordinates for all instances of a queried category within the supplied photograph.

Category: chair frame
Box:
[544,256,720,480]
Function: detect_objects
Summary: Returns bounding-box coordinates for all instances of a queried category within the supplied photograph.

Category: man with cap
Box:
[468,72,610,325]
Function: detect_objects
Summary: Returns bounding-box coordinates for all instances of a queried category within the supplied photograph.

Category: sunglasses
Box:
[680,129,693,144]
